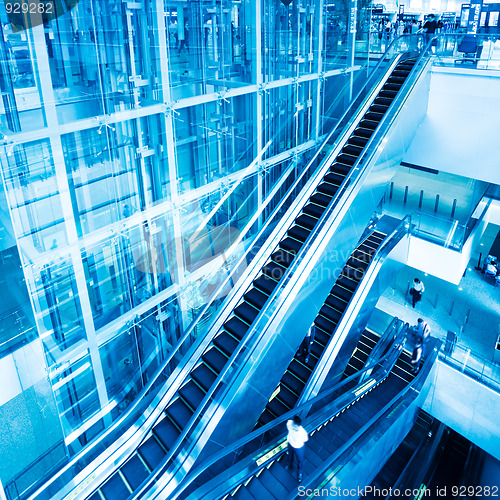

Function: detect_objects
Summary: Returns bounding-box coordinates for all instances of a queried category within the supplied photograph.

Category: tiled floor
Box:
[374,254,500,383]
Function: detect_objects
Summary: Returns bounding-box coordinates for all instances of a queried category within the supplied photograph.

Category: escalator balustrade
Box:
[256,230,386,427]
[86,57,417,500]
[220,350,419,500]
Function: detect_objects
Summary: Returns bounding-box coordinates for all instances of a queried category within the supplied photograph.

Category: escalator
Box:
[84,55,421,500]
[364,411,435,499]
[256,230,387,426]
[173,338,440,500]
[342,329,381,379]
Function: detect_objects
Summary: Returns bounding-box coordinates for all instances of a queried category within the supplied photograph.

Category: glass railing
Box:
[410,196,491,251]
[433,33,500,70]
[439,341,500,393]
[167,321,408,500]
[26,37,428,500]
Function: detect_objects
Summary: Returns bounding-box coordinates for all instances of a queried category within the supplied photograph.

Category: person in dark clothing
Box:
[410,342,423,374]
[409,278,425,308]
[423,14,437,51]
[299,324,316,364]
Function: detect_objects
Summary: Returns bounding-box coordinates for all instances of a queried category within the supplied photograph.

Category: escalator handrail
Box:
[288,338,442,500]
[167,321,408,500]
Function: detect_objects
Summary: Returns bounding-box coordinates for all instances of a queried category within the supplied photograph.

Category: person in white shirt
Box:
[409,278,425,308]
[285,415,308,482]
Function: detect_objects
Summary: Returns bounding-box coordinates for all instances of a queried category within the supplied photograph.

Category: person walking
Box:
[410,342,423,374]
[409,278,425,308]
[422,14,437,52]
[299,324,316,364]
[415,318,431,356]
[285,415,309,482]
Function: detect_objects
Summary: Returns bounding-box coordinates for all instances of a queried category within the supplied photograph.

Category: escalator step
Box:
[310,340,324,360]
[153,417,179,451]
[253,275,278,295]
[288,224,311,242]
[296,213,318,230]
[190,363,217,392]
[353,248,373,263]
[358,119,378,131]
[138,436,167,470]
[271,249,296,269]
[387,76,406,85]
[342,144,363,156]
[310,192,332,207]
[336,153,358,165]
[262,260,287,282]
[364,111,384,122]
[281,371,306,396]
[275,384,298,408]
[325,294,348,314]
[166,398,193,431]
[317,181,339,197]
[232,485,256,500]
[347,256,368,271]
[267,461,296,494]
[319,304,342,324]
[302,202,326,219]
[330,163,352,175]
[247,476,276,500]
[267,396,291,417]
[358,243,377,255]
[224,316,249,340]
[370,104,389,114]
[288,359,312,382]
[383,83,401,92]
[352,127,373,139]
[243,288,269,310]
[349,356,365,370]
[392,69,410,77]
[348,136,369,148]
[234,302,259,325]
[314,314,336,335]
[378,90,397,99]
[179,380,206,412]
[260,468,292,499]
[202,346,229,373]
[213,331,239,358]
[100,473,130,499]
[325,172,346,186]
[280,237,303,255]
[374,97,392,107]
[342,265,363,282]
[313,327,330,347]
[337,275,358,292]
[330,284,352,302]
[258,409,276,427]
[364,329,380,343]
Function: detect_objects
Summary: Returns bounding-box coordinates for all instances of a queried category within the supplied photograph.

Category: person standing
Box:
[409,278,425,308]
[285,415,309,482]
[422,14,437,52]
[415,318,431,356]
[299,324,316,364]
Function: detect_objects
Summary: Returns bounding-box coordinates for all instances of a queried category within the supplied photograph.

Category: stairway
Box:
[256,230,386,427]
[342,329,381,379]
[85,56,419,500]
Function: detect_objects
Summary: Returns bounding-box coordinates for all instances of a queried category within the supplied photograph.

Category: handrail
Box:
[288,338,442,500]
[139,37,433,499]
[31,36,427,500]
[167,321,409,500]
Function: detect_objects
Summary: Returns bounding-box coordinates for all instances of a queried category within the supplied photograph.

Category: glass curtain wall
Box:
[0,0,372,496]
